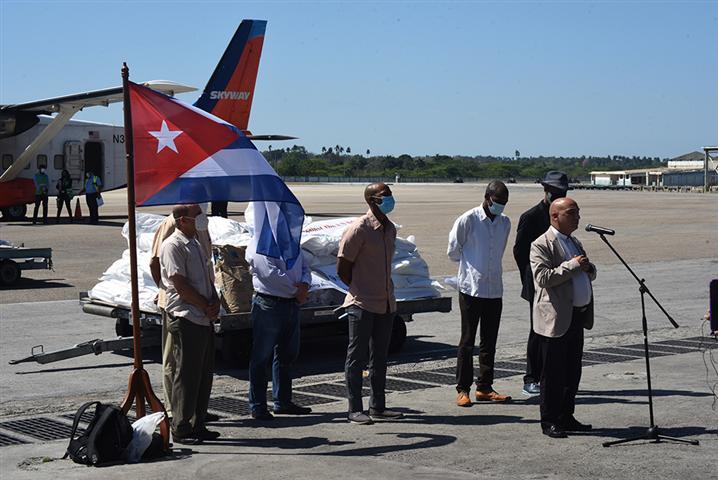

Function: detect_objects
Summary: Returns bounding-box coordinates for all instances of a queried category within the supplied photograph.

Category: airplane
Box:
[0,19,292,221]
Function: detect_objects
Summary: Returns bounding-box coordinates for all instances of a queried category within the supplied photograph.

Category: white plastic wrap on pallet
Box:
[88,213,442,312]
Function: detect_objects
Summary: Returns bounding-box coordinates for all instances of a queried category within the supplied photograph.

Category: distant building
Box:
[590,150,716,187]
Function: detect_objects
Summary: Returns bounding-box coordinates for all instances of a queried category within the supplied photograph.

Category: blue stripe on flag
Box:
[140,175,299,206]
[140,175,304,266]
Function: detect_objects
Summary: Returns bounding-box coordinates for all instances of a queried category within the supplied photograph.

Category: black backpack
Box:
[64,401,134,466]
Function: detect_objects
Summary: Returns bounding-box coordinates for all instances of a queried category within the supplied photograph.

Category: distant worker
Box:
[32,166,49,225]
[55,169,74,223]
[337,182,404,425]
[247,246,313,420]
[448,180,512,407]
[150,205,213,424]
[530,197,596,438]
[211,201,228,218]
[512,171,569,397]
[159,204,220,445]
[82,171,103,224]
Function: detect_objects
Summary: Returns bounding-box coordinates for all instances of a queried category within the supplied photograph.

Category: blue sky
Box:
[1,1,716,158]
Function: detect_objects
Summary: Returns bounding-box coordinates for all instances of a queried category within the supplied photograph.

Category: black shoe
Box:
[273,402,312,415]
[195,428,221,440]
[559,415,592,432]
[173,434,203,445]
[251,410,274,421]
[205,412,220,422]
[542,424,568,438]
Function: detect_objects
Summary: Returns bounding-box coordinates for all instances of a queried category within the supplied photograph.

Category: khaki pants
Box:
[167,315,214,438]
[161,309,175,417]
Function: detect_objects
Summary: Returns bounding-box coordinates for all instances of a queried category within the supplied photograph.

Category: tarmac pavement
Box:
[1,183,716,478]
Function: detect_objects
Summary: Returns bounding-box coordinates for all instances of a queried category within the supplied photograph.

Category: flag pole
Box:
[120,62,170,451]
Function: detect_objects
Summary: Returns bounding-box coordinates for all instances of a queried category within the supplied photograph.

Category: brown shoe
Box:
[475,389,512,403]
[456,391,471,407]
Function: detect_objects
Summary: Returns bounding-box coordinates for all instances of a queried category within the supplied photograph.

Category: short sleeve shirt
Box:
[151,215,212,309]
[337,209,396,314]
[159,230,215,326]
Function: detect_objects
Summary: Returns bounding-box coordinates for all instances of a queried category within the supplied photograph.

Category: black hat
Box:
[540,171,569,191]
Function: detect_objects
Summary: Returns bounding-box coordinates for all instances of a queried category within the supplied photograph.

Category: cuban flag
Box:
[128,81,304,267]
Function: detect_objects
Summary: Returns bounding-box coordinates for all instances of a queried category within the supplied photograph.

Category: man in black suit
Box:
[512,171,569,397]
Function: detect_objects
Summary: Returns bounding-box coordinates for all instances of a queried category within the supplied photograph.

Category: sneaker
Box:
[475,389,512,403]
[205,412,221,422]
[368,408,403,421]
[273,402,312,415]
[456,391,471,407]
[522,382,540,397]
[251,410,274,421]
[348,411,373,425]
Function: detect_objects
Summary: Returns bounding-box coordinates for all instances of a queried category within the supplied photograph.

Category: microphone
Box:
[585,224,615,236]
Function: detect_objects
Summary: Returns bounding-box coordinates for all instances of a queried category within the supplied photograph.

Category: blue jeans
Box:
[248,294,300,413]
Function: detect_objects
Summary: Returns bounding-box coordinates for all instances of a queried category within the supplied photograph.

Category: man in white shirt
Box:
[447,180,512,407]
[247,249,313,420]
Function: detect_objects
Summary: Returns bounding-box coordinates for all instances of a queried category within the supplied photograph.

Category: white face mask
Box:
[194,212,209,231]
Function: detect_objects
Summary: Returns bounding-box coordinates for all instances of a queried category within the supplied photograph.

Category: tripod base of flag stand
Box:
[120,367,171,451]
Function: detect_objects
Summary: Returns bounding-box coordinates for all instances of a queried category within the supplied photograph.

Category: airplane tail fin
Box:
[193,19,267,131]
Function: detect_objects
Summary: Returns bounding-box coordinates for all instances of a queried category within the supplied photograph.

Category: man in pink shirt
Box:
[337,182,404,425]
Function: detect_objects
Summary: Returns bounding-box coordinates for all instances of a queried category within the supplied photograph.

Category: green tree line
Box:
[261,145,666,180]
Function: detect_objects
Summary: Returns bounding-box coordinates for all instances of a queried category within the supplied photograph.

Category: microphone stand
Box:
[597,233,699,447]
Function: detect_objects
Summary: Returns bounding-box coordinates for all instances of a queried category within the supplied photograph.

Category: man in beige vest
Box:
[530,197,596,438]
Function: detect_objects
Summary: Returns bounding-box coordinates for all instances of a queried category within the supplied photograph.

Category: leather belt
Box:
[255,291,294,303]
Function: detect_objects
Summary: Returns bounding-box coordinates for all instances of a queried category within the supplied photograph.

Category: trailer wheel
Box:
[1,204,28,221]
[115,317,133,337]
[0,260,20,286]
[388,315,407,353]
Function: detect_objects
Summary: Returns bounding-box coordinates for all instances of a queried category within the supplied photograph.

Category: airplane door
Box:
[64,141,83,184]
[84,141,104,182]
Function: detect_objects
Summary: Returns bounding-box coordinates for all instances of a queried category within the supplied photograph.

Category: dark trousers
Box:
[56,195,72,220]
[86,193,99,223]
[211,201,228,218]
[33,194,48,223]
[345,306,394,413]
[538,308,586,426]
[248,294,301,413]
[524,300,543,384]
[456,293,503,393]
[167,316,214,438]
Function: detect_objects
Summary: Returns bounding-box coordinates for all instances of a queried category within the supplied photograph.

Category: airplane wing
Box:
[0,80,196,183]
[0,80,196,114]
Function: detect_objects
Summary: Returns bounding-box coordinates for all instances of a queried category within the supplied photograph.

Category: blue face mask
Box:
[377,195,395,215]
[488,200,505,216]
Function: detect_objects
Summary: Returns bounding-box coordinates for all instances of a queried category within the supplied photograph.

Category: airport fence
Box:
[281,176,484,183]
